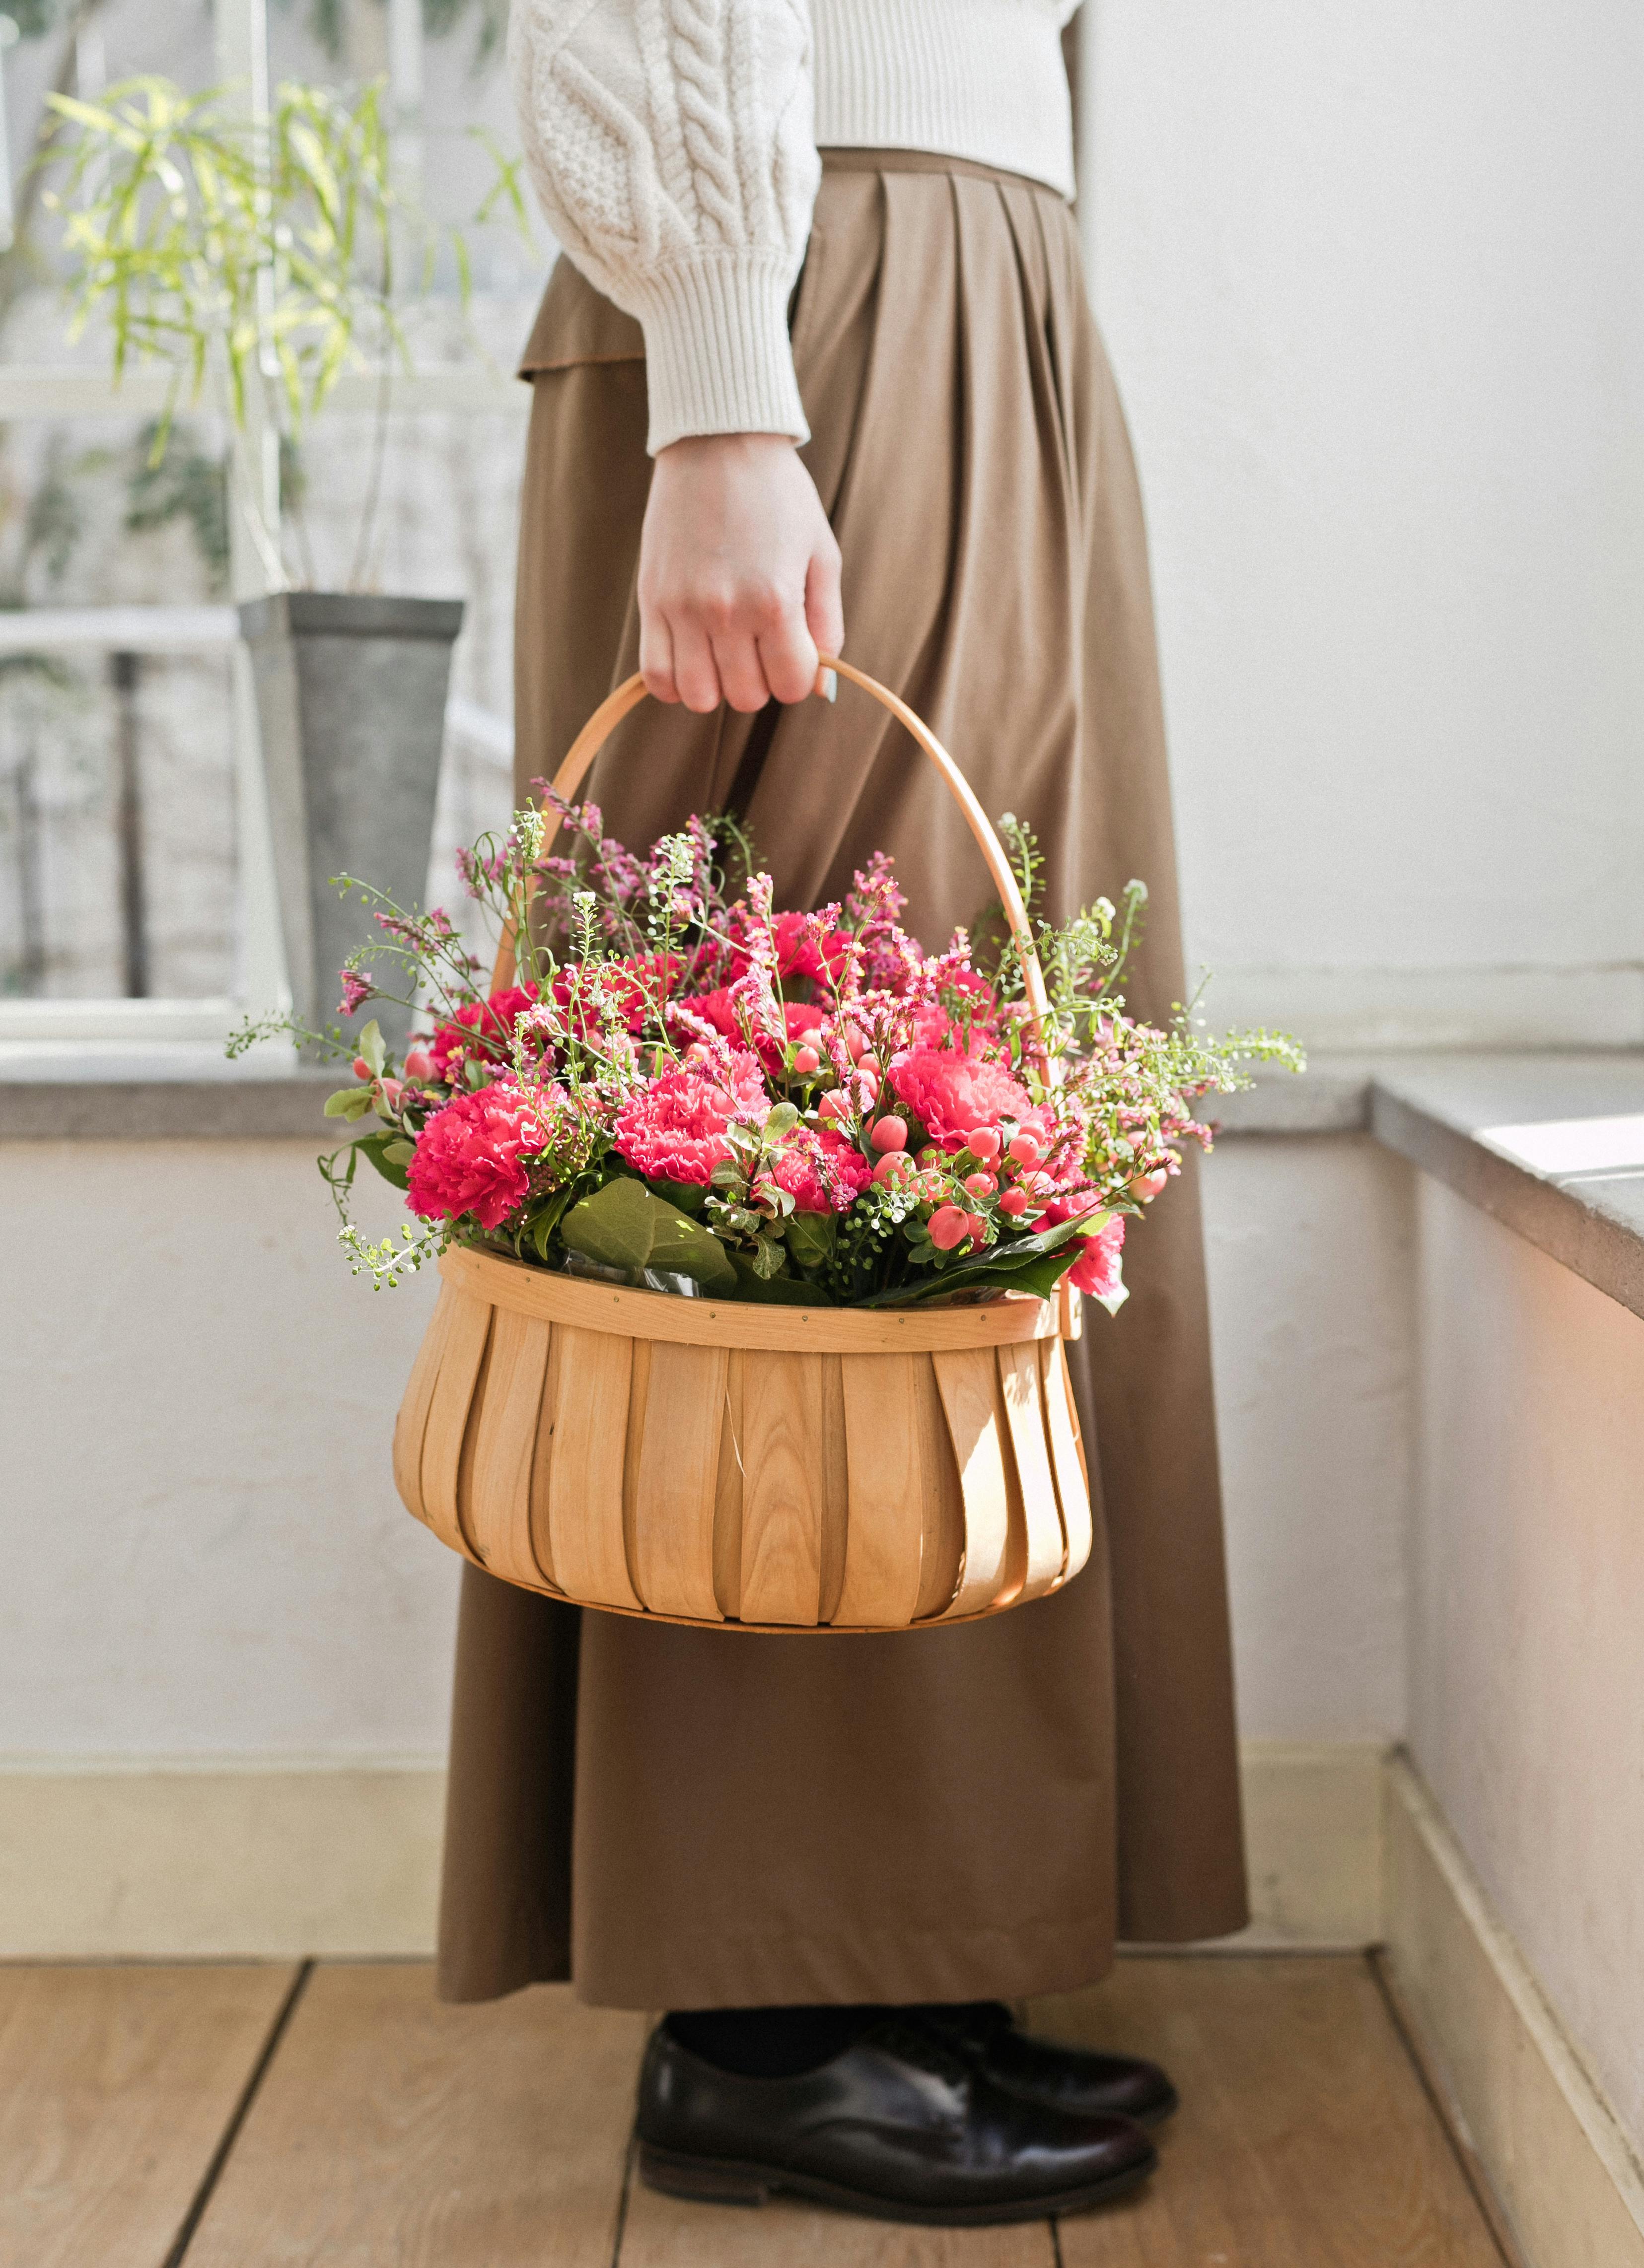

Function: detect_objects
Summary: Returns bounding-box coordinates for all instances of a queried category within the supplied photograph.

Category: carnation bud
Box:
[869,1116,908,1153]
[963,1171,994,1198]
[1007,1130,1044,1167]
[968,1127,1002,1164]
[929,1204,969,1249]
[791,1044,821,1076]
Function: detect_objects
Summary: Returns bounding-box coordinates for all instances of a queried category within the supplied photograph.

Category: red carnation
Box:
[427,984,540,1082]
[1067,1216,1127,1306]
[611,1050,769,1186]
[406,1081,550,1231]
[889,1045,1036,1151]
[763,1125,872,1215]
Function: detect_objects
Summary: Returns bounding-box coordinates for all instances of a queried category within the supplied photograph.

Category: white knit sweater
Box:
[508,0,1078,452]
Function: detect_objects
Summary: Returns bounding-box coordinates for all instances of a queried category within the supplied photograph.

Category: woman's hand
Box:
[637,433,843,712]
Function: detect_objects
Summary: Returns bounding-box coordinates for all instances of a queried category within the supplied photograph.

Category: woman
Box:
[437,0,1248,2225]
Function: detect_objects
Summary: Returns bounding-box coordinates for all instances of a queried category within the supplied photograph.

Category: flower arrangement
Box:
[239,798,1300,1312]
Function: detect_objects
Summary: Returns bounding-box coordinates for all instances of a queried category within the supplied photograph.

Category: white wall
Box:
[0,1134,1404,1765]
[1201,1137,1412,1744]
[1410,1178,1644,2145]
[0,1141,453,1760]
[1084,0,1644,1045]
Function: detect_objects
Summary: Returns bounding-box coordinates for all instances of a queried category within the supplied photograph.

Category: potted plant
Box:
[42,74,487,1045]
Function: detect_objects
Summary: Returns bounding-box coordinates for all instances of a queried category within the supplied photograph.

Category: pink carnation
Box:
[763,1125,872,1215]
[611,1050,769,1186]
[427,985,540,1081]
[406,1081,550,1231]
[889,1045,1036,1150]
[1067,1216,1127,1306]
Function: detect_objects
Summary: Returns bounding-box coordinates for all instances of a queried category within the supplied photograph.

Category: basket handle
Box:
[490,658,1053,1071]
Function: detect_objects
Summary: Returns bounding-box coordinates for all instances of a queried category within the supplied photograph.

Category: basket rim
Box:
[439,1243,1063,1352]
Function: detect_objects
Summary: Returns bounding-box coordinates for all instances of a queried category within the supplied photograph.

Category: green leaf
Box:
[324,1084,374,1119]
[353,1130,412,1190]
[784,1211,837,1272]
[358,1018,386,1076]
[649,1175,708,1216]
[859,1211,1098,1308]
[730,1252,832,1305]
[561,1177,737,1293]
[764,1101,799,1138]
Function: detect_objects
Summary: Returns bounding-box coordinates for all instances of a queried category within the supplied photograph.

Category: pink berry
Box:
[379,1078,404,1109]
[842,1023,869,1059]
[1130,1168,1169,1200]
[929,1205,969,1250]
[1008,1130,1044,1167]
[968,1127,1002,1164]
[791,1044,821,1076]
[965,1212,989,1244]
[872,1151,912,1184]
[963,1171,994,1198]
[999,1186,1032,1217]
[870,1116,908,1153]
[402,1046,433,1081]
[352,1055,371,1081]
[819,1090,853,1124]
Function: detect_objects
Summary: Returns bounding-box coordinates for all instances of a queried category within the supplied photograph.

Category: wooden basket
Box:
[390,660,1093,1632]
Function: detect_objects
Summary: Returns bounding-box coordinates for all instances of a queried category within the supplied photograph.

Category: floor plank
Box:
[620,2178,1057,2268]
[1034,1956,1506,2268]
[0,1960,297,2268]
[185,1966,644,2268]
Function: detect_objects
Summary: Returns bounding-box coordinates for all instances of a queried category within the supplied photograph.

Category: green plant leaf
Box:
[323,1084,374,1119]
[859,1211,1099,1308]
[352,1130,412,1190]
[357,1018,386,1076]
[730,1252,832,1305]
[784,1211,836,1272]
[560,1177,736,1292]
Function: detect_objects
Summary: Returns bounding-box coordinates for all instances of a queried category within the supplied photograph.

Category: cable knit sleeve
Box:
[508,0,820,453]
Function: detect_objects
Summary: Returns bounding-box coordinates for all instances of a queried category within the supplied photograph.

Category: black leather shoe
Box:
[635,2012,1157,2225]
[920,2002,1179,2127]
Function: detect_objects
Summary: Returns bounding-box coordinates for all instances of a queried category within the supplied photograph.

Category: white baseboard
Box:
[0,1741,1383,1962]
[0,1758,445,1959]
[1383,1753,1644,2268]
[1232,1739,1386,1948]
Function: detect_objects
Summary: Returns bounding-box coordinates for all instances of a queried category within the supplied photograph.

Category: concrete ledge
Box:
[0,1079,340,1140]
[1384,1753,1644,2268]
[0,1743,1382,1961]
[1371,1055,1644,1324]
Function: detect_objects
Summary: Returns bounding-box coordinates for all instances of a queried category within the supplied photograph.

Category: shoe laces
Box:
[862,2012,975,2088]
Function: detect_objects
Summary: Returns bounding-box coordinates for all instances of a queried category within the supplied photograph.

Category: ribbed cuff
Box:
[625,254,810,454]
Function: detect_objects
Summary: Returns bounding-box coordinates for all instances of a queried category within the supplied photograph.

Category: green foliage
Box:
[286,0,509,71]
[42,74,442,439]
[560,1176,737,1293]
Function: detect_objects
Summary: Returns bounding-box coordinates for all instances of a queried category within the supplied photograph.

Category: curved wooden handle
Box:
[490,659,1052,1064]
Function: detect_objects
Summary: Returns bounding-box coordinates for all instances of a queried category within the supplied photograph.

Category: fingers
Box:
[805,532,845,664]
[669,618,723,714]
[757,599,820,706]
[639,607,678,704]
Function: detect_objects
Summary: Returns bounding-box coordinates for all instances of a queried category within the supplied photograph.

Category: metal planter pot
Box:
[240,591,464,1055]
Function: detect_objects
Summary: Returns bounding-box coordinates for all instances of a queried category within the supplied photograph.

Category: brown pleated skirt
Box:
[436,150,1248,2011]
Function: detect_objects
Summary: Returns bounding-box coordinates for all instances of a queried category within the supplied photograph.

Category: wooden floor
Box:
[0,1954,1513,2268]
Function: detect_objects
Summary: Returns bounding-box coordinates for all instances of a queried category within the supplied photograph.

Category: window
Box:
[0,0,544,1047]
